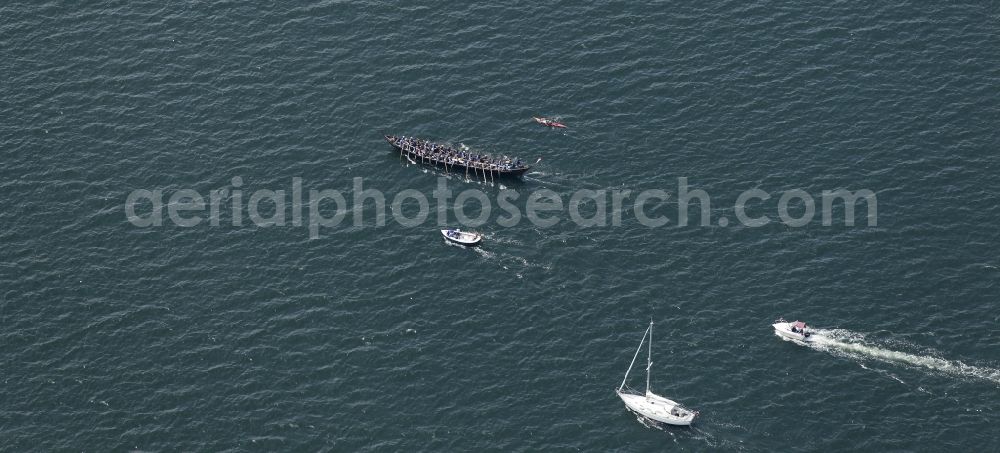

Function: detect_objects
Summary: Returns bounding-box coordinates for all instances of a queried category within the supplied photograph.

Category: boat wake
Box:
[480,248,551,278]
[481,232,523,246]
[443,238,549,278]
[804,329,1000,385]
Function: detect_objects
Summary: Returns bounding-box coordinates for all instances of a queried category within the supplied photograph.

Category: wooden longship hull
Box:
[385,135,531,178]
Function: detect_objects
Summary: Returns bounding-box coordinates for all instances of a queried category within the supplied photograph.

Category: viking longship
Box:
[385,135,532,179]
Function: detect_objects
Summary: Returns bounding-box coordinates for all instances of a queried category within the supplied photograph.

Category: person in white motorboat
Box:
[773,318,816,341]
[790,321,811,337]
[441,229,482,246]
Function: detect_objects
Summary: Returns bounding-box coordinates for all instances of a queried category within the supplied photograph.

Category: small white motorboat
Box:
[616,321,698,426]
[440,229,482,246]
[773,319,814,342]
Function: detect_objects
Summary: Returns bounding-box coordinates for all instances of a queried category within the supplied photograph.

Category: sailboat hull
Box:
[618,391,697,426]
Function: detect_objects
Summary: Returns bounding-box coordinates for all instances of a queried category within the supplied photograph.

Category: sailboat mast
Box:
[619,325,650,392]
[646,320,652,394]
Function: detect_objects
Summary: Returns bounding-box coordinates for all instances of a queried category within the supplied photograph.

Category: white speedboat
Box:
[773,319,814,342]
[616,321,698,426]
[441,229,482,246]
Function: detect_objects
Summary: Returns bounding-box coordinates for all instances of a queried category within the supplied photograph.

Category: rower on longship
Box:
[385,135,532,179]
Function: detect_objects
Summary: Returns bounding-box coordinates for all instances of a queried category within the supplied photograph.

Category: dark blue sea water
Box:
[2,1,999,451]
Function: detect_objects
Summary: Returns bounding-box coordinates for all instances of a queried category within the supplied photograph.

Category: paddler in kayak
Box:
[533,116,567,128]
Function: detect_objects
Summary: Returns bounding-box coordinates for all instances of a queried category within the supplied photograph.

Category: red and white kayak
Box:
[532,116,567,128]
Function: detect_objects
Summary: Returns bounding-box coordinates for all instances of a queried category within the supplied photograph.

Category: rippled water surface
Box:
[2,1,999,451]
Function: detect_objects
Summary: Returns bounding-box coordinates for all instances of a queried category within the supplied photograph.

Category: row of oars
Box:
[463,160,497,184]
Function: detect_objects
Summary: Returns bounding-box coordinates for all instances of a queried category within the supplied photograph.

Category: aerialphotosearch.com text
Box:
[125,177,878,239]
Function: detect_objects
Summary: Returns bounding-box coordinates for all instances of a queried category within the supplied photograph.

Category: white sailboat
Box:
[616,321,698,426]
